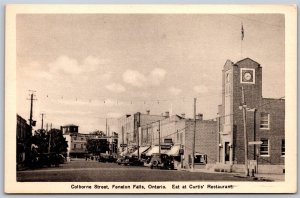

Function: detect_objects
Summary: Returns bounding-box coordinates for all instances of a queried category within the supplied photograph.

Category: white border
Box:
[5,4,297,194]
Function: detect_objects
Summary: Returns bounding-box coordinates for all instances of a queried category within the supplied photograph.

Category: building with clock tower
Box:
[217,58,285,174]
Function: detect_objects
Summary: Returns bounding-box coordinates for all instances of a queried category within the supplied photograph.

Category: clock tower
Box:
[219,58,262,165]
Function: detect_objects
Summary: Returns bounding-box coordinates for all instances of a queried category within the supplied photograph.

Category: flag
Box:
[241,23,244,40]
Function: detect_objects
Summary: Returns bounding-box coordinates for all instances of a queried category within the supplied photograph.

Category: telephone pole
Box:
[48,123,52,153]
[40,113,45,130]
[106,118,108,136]
[158,120,161,155]
[241,87,249,176]
[121,126,124,152]
[192,98,197,170]
[137,113,140,159]
[27,90,37,132]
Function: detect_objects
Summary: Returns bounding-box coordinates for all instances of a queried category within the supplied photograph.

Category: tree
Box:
[48,129,68,154]
[30,128,68,154]
[31,129,48,153]
[86,139,109,155]
[89,130,106,137]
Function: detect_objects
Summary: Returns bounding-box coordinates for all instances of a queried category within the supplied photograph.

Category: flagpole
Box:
[241,22,244,59]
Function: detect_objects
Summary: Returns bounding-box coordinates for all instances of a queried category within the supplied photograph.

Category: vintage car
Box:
[98,153,117,163]
[116,155,143,166]
[29,152,65,168]
[149,153,174,170]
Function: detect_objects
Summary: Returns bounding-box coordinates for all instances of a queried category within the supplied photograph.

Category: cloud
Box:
[101,72,112,81]
[122,70,147,87]
[49,55,81,74]
[169,87,182,96]
[48,55,102,75]
[105,83,126,93]
[193,85,208,94]
[83,55,102,72]
[122,68,166,87]
[149,68,167,86]
[18,61,53,80]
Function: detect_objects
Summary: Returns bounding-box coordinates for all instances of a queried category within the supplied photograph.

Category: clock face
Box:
[241,68,255,84]
[244,72,252,81]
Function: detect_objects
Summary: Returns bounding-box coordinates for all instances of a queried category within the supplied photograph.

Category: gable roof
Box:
[235,57,261,66]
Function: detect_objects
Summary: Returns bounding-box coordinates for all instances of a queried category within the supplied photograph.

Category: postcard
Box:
[5,4,297,193]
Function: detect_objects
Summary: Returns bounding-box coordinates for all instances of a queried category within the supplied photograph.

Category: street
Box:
[17,159,258,182]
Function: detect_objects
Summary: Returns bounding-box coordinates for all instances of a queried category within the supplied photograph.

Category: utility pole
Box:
[40,113,45,130]
[126,132,129,152]
[106,118,108,136]
[192,98,197,170]
[27,90,37,133]
[137,113,140,159]
[122,126,124,152]
[241,87,249,176]
[46,123,48,132]
[48,123,53,153]
[158,120,161,155]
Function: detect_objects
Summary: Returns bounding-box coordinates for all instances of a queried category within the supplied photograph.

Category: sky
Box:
[16,14,285,133]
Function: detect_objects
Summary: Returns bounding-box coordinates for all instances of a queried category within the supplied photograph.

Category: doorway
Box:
[224,142,230,162]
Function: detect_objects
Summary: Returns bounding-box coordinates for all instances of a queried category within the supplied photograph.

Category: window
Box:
[260,139,269,156]
[189,154,207,165]
[260,112,270,129]
[81,144,83,149]
[281,139,285,156]
[179,133,183,144]
[74,144,76,149]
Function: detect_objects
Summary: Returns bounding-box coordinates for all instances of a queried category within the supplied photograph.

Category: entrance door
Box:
[224,142,230,162]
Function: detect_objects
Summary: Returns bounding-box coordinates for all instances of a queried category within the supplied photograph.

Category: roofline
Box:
[234,57,261,67]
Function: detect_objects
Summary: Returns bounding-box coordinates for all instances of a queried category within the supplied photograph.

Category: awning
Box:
[166,145,181,156]
[120,150,129,156]
[131,146,150,156]
[145,146,169,156]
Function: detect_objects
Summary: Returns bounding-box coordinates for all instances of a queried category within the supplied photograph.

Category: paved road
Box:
[17,160,258,182]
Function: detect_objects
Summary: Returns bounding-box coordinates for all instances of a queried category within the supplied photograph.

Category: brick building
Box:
[218,58,285,174]
[61,124,88,158]
[16,114,32,167]
[140,114,218,169]
[118,111,165,150]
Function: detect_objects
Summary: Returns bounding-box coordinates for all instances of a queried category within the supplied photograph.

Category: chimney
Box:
[146,110,150,115]
[165,111,170,118]
[181,113,185,118]
[196,113,203,121]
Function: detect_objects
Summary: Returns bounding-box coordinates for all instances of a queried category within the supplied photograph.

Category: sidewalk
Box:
[186,168,285,181]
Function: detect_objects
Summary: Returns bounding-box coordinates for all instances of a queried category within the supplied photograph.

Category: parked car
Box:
[32,153,64,168]
[98,153,116,163]
[149,153,174,170]
[116,155,143,166]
